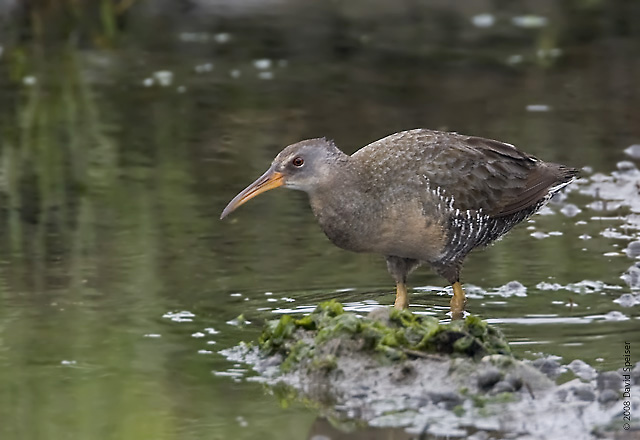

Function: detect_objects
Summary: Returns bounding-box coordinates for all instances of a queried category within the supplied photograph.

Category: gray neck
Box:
[306,161,380,253]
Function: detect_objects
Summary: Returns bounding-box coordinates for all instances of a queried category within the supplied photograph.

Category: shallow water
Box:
[0,2,639,439]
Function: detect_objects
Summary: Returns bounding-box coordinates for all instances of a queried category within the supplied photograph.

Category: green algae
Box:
[452,405,465,417]
[258,300,511,371]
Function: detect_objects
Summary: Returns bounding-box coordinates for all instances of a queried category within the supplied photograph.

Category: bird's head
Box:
[220,138,345,219]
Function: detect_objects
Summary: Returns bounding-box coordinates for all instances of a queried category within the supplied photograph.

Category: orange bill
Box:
[220,167,285,219]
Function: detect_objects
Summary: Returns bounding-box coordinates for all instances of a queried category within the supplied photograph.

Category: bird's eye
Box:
[292,157,304,167]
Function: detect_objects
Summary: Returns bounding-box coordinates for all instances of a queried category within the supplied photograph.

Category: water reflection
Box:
[0,1,639,439]
[308,417,417,440]
[307,416,517,440]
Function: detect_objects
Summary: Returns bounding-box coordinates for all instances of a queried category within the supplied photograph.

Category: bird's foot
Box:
[450,281,466,320]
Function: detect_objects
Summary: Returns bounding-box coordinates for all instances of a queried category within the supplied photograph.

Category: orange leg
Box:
[450,281,466,320]
[394,282,409,310]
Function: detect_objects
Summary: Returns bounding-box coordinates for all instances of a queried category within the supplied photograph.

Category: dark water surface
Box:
[0,2,639,439]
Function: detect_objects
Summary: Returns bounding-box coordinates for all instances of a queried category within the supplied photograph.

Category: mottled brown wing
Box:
[424,134,566,216]
[356,129,574,217]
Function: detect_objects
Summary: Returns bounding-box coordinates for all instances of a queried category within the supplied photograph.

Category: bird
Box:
[220,129,577,318]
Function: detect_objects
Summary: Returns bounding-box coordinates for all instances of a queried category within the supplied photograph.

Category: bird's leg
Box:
[450,281,466,320]
[394,281,409,310]
[385,256,420,310]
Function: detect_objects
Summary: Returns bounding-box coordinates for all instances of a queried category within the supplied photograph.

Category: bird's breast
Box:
[309,190,448,261]
[310,195,374,253]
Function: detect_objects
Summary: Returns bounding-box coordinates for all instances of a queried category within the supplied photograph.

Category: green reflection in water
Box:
[0,1,639,439]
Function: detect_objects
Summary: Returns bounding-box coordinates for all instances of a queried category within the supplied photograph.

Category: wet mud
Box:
[223,302,640,439]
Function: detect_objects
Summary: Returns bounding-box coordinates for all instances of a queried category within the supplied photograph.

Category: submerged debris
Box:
[624,144,640,159]
[622,263,640,289]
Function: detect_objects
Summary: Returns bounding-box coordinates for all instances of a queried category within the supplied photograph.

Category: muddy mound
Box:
[258,300,510,370]
[222,302,640,439]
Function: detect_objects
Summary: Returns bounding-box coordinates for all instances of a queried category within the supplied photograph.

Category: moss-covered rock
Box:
[221,302,637,439]
[258,300,510,372]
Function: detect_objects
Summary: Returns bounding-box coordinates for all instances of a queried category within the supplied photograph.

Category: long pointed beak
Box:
[220,167,285,219]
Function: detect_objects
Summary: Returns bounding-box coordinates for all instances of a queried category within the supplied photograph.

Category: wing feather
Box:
[354,129,576,218]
